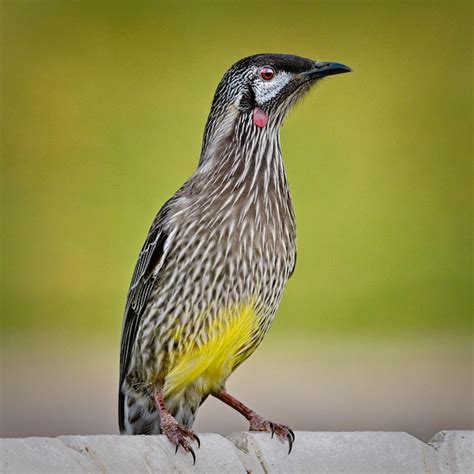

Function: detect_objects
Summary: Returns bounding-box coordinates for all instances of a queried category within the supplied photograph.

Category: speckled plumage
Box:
[119,53,351,438]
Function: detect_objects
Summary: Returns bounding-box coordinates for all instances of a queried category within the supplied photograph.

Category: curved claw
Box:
[192,433,201,448]
[248,413,295,454]
[186,444,196,465]
[287,433,294,455]
[168,428,199,463]
[174,438,198,465]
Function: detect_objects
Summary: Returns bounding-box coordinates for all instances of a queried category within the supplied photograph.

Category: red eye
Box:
[260,66,275,81]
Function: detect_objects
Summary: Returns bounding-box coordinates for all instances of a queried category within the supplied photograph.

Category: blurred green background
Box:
[1,1,472,440]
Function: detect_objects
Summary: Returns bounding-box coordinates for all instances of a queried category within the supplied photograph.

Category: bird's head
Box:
[200,53,351,160]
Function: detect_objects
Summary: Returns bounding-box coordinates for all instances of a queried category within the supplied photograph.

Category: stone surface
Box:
[1,431,472,473]
[228,431,438,473]
[429,430,474,474]
[1,434,245,473]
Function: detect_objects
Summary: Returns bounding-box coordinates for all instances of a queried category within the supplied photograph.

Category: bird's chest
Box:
[135,189,295,400]
[184,196,296,302]
[237,193,296,287]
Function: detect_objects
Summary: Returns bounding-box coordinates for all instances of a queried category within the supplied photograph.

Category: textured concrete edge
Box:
[226,431,474,474]
[1,431,473,474]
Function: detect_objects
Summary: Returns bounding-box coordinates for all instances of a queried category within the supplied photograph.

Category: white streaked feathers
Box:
[132,110,297,385]
[122,68,300,435]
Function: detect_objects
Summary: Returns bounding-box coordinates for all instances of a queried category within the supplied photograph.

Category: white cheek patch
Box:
[253,71,292,105]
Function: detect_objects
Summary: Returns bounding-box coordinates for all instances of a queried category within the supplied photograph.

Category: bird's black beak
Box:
[304,61,352,79]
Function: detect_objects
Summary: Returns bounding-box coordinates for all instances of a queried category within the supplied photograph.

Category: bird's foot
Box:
[248,414,295,454]
[160,412,200,464]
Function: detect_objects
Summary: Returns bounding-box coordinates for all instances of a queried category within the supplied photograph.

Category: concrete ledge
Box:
[1,431,472,473]
[429,431,473,474]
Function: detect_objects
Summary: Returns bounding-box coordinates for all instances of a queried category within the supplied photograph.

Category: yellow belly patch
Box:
[164,302,258,399]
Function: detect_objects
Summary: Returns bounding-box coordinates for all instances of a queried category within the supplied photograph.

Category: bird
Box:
[119,53,351,462]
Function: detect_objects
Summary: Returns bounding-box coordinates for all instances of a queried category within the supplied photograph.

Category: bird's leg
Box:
[154,389,200,464]
[214,389,295,453]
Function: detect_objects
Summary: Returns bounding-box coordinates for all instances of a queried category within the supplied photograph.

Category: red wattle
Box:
[253,108,269,128]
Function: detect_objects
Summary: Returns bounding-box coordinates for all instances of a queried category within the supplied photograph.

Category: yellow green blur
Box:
[1,1,471,346]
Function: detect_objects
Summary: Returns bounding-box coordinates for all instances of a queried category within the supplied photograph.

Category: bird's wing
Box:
[118,201,172,431]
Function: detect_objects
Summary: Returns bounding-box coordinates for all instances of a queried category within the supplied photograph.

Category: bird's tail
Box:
[120,389,162,435]
[119,387,198,435]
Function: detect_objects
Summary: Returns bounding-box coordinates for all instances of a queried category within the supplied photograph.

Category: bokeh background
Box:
[1,1,472,442]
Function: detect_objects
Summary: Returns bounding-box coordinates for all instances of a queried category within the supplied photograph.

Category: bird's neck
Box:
[197,112,288,192]
[190,112,294,232]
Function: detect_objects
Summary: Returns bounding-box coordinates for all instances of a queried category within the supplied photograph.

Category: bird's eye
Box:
[260,67,275,81]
